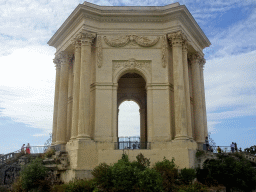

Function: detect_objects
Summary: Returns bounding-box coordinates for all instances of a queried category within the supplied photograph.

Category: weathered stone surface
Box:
[48,2,211,182]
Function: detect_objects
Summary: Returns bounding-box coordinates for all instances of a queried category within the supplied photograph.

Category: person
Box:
[217,146,221,153]
[26,143,31,154]
[231,142,235,153]
[234,142,238,152]
[239,148,242,152]
[205,137,209,151]
[21,144,25,154]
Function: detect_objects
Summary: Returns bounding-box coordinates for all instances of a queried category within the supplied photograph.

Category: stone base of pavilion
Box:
[59,138,198,183]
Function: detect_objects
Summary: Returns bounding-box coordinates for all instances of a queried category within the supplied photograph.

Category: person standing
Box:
[217,146,221,153]
[205,137,209,151]
[234,142,238,152]
[231,142,235,153]
[26,143,31,154]
[21,144,25,155]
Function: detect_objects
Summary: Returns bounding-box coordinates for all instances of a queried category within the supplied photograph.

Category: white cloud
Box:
[0,46,56,134]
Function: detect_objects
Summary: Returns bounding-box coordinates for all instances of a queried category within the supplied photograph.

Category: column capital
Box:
[76,31,96,46]
[56,52,73,66]
[182,40,188,52]
[188,52,203,65]
[199,58,206,69]
[167,31,187,47]
[53,57,61,69]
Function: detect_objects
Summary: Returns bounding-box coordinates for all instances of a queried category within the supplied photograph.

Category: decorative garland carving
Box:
[161,35,167,68]
[97,36,103,68]
[104,35,160,47]
[113,58,151,74]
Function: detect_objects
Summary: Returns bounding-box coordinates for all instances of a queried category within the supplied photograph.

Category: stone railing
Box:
[244,153,256,163]
[0,146,50,165]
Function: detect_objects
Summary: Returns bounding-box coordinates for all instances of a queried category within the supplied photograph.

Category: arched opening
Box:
[117,72,147,149]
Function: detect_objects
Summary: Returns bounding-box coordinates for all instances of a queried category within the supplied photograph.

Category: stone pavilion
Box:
[48,1,211,182]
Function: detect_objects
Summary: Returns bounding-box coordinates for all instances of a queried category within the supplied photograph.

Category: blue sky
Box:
[0,0,255,154]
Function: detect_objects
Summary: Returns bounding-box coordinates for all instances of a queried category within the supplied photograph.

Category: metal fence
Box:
[114,141,151,150]
[210,146,232,153]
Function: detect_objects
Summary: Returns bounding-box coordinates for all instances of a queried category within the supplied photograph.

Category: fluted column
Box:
[77,32,96,139]
[66,59,73,142]
[56,52,71,145]
[52,58,61,145]
[71,38,81,140]
[112,84,118,142]
[199,59,208,138]
[139,108,146,149]
[168,31,188,140]
[182,41,193,139]
[189,53,204,143]
[146,85,153,142]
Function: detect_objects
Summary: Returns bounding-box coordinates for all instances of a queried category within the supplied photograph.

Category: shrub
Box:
[43,147,55,158]
[136,168,164,192]
[19,157,48,191]
[175,181,208,192]
[179,168,196,185]
[61,179,97,192]
[91,162,113,191]
[153,157,178,191]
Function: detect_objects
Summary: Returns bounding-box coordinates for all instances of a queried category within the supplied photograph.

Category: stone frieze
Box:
[104,35,160,47]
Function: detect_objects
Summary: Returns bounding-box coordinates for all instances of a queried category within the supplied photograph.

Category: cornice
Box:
[48,2,211,49]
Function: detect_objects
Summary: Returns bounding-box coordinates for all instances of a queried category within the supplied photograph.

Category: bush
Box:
[61,179,97,192]
[19,157,49,191]
[91,162,113,191]
[153,157,178,191]
[175,181,208,192]
[136,168,164,192]
[43,148,55,158]
[179,168,196,185]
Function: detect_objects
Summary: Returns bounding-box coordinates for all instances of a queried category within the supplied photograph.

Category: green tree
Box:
[19,157,49,191]
[203,153,256,192]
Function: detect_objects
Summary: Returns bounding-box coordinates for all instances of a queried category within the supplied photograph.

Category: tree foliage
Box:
[202,153,256,192]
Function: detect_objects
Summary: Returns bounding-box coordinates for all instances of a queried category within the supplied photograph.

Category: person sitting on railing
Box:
[21,144,25,155]
[217,146,221,153]
[26,143,31,154]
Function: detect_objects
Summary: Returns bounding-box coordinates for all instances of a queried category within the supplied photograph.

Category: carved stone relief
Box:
[104,35,160,47]
[113,58,151,74]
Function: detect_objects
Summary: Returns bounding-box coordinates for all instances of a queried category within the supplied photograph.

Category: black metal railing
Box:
[210,146,232,153]
[114,142,151,150]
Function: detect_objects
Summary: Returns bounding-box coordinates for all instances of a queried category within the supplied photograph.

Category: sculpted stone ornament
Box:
[97,36,103,68]
[76,31,96,46]
[53,56,61,69]
[104,35,160,47]
[188,52,203,65]
[113,58,151,73]
[168,31,187,46]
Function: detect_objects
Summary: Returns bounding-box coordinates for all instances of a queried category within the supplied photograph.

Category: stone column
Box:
[146,85,153,143]
[140,108,146,149]
[189,53,204,144]
[66,59,73,142]
[71,38,81,140]
[112,84,118,142]
[56,52,71,145]
[200,59,208,138]
[168,31,188,140]
[77,32,96,139]
[182,41,193,139]
[52,58,61,145]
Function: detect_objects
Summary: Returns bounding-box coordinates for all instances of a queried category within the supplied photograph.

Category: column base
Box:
[174,135,190,140]
[76,134,90,139]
